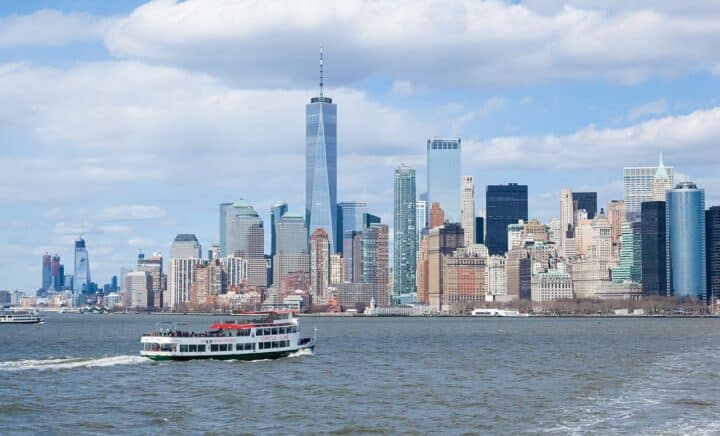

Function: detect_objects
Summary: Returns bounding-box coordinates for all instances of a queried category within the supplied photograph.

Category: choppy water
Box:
[1,315,719,434]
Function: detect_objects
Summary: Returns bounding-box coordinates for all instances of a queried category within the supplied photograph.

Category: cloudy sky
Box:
[2,0,720,291]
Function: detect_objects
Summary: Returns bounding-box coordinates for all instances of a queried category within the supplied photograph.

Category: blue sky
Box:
[2,0,720,291]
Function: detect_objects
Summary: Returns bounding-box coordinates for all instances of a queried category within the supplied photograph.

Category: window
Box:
[211,344,219,352]
[236,343,243,351]
[272,341,278,348]
[259,342,265,350]
[219,344,228,352]
[272,328,278,335]
[198,345,206,352]
[189,344,197,352]
[160,344,176,352]
[279,327,285,334]
[180,344,188,352]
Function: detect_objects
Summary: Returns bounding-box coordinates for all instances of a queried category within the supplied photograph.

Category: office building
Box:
[486,184,528,255]
[191,260,224,308]
[137,252,164,308]
[475,217,484,244]
[427,138,461,222]
[73,237,91,294]
[362,213,381,229]
[666,182,706,299]
[393,164,417,302]
[531,267,573,302]
[429,202,445,228]
[169,234,202,309]
[706,207,720,304]
[336,202,368,255]
[222,256,248,290]
[170,234,202,259]
[306,49,337,252]
[445,246,488,313]
[624,155,673,220]
[42,254,52,291]
[652,153,673,201]
[218,201,265,287]
[310,229,331,304]
[487,255,507,297]
[461,176,475,247]
[612,222,642,283]
[416,200,427,257]
[270,202,288,258]
[641,201,667,296]
[127,271,152,309]
[573,192,598,219]
[559,188,574,255]
[427,223,464,312]
[362,224,389,307]
[272,213,308,289]
[330,254,343,285]
[506,247,531,300]
[51,255,63,292]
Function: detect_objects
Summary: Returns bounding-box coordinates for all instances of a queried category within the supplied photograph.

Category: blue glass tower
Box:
[336,202,367,254]
[306,48,337,252]
[666,182,706,299]
[427,138,461,223]
[271,202,288,258]
[73,237,90,294]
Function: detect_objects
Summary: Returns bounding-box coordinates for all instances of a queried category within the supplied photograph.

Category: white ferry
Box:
[140,311,315,361]
[0,311,44,324]
[471,308,527,317]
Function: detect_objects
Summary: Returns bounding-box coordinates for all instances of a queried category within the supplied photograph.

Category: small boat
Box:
[140,310,315,361]
[471,308,527,317]
[0,311,44,324]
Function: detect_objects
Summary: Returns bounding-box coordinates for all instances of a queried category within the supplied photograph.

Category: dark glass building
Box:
[270,203,288,258]
[475,217,484,244]
[641,201,667,296]
[573,191,598,219]
[706,206,720,304]
[363,213,380,229]
[485,184,528,255]
[336,202,368,254]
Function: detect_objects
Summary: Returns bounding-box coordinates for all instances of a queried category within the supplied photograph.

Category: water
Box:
[1,314,720,434]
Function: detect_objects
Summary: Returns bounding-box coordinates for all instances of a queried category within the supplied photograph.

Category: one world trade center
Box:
[306,47,337,252]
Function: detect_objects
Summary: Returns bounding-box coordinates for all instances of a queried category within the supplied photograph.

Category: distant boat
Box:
[140,310,315,361]
[471,308,527,317]
[0,311,44,324]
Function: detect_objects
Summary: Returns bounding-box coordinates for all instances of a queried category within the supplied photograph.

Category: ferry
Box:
[140,311,315,361]
[0,311,44,324]
[471,308,527,317]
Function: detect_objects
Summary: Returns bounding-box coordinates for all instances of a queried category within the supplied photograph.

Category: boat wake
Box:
[287,348,314,358]
[0,355,148,371]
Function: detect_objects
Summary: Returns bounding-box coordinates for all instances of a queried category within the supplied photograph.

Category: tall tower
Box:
[666,181,706,299]
[560,188,574,256]
[652,153,673,201]
[461,176,475,247]
[270,202,288,259]
[393,164,417,302]
[306,47,338,252]
[427,138,461,223]
[485,183,528,255]
[73,237,91,294]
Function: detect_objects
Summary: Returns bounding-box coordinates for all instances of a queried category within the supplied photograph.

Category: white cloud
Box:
[99,224,133,234]
[627,98,668,121]
[104,0,720,87]
[128,237,157,248]
[466,107,720,169]
[390,80,425,97]
[98,205,166,221]
[53,221,92,236]
[0,9,113,47]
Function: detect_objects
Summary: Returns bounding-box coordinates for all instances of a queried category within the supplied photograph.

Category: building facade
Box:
[427,138,461,223]
[336,202,368,255]
[427,223,464,312]
[707,206,720,305]
[666,182,706,299]
[127,271,152,309]
[362,224,389,307]
[573,191,598,219]
[393,164,417,302]
[270,202,288,259]
[310,229,331,304]
[486,184,528,255]
[641,201,667,296]
[624,155,674,220]
[461,176,475,247]
[73,237,91,294]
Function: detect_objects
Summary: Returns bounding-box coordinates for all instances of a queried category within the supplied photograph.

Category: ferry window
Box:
[219,344,228,352]
[264,328,271,336]
[272,328,278,335]
[211,344,219,352]
[189,344,197,352]
[160,344,175,352]
[236,344,242,351]
[198,345,206,352]
[272,341,278,348]
[252,343,256,351]
[259,342,264,350]
[246,343,253,350]
[241,329,250,336]
[180,344,188,352]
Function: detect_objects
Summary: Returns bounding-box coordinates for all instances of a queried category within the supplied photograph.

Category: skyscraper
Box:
[706,206,720,304]
[362,223,389,307]
[641,201,667,296]
[416,200,427,254]
[273,213,309,290]
[219,200,266,287]
[42,254,52,291]
[169,234,201,309]
[170,234,202,259]
[73,237,90,294]
[306,48,337,252]
[652,153,673,201]
[573,192,598,219]
[393,164,417,301]
[666,182,706,299]
[474,217,484,244]
[51,255,63,291]
[137,252,164,308]
[427,138,461,222]
[612,222,642,283]
[310,229,330,304]
[624,155,674,220]
[336,202,368,254]
[485,184,528,255]
[427,223,464,312]
[270,202,288,258]
[461,176,475,247]
[559,188,574,256]
[343,230,363,283]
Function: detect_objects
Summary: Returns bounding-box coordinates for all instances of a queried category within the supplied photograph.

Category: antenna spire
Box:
[319,45,324,98]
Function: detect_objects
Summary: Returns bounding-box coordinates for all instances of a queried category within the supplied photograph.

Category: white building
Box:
[531,267,574,302]
[168,258,200,309]
[507,220,524,251]
[461,176,475,247]
[128,271,152,308]
[560,188,574,252]
[487,255,507,296]
[624,155,674,220]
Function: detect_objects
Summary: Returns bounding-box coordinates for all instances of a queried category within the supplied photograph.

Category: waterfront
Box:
[1,315,720,434]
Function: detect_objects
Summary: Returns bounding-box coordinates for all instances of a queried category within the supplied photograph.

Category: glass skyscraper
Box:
[666,182,706,299]
[572,191,598,219]
[306,61,337,253]
[73,237,90,294]
[270,202,288,258]
[336,202,367,254]
[706,206,720,304]
[624,155,674,221]
[485,183,528,255]
[641,201,667,296]
[427,138,461,223]
[394,164,417,301]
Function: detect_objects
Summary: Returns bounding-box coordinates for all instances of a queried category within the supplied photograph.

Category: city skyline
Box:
[2,1,720,290]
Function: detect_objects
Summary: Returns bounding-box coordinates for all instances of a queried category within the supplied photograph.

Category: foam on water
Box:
[287,348,314,358]
[0,355,148,371]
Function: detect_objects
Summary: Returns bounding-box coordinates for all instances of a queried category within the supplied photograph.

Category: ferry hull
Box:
[143,344,314,362]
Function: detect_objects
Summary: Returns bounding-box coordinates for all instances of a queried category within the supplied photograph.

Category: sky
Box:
[2,0,720,291]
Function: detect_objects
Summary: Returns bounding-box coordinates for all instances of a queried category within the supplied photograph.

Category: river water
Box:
[1,314,719,434]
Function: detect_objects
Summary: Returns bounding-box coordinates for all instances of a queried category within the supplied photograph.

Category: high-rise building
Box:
[51,255,63,291]
[169,234,202,309]
[218,200,265,287]
[416,200,427,257]
[270,202,288,258]
[573,192,598,219]
[706,206,720,305]
[330,253,343,285]
[461,176,475,247]
[362,213,381,229]
[306,48,337,252]
[559,188,574,256]
[191,259,224,308]
[652,153,673,202]
[42,254,52,291]
[222,256,248,290]
[73,237,91,294]
[606,200,626,261]
[506,247,531,300]
[416,236,430,304]
[486,184,528,255]
[336,202,368,255]
[475,217,484,244]
[361,224,389,307]
[666,182,706,299]
[127,271,152,309]
[427,138,461,222]
[310,229,331,304]
[272,213,308,291]
[641,201,667,296]
[427,223,464,312]
[343,230,363,283]
[624,155,674,220]
[612,222,642,283]
[393,164,417,302]
[445,245,488,313]
[487,255,506,297]
[429,202,445,228]
[137,252,164,308]
[170,234,202,259]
